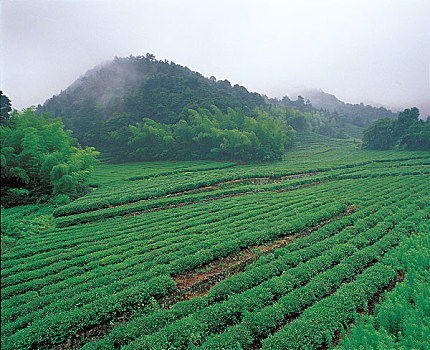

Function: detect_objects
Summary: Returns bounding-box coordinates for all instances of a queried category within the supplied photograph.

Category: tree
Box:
[288,109,310,132]
[362,108,428,150]
[362,118,395,150]
[145,53,156,61]
[0,91,12,124]
[117,107,292,162]
[1,108,99,206]
[397,107,420,125]
[393,107,420,140]
[399,119,430,150]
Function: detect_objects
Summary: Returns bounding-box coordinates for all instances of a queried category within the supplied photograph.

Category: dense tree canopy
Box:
[38,55,395,152]
[1,91,12,123]
[362,108,429,150]
[38,55,265,147]
[104,106,294,162]
[1,108,99,207]
[258,104,349,139]
[362,118,395,150]
[33,56,406,162]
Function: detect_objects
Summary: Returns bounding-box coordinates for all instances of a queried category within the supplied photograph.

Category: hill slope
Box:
[38,55,265,146]
[37,56,401,158]
[289,88,397,127]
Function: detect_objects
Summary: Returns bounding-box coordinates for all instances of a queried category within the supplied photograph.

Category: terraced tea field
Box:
[2,138,430,349]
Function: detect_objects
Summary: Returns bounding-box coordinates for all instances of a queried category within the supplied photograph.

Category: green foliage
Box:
[1,91,12,123]
[362,118,395,150]
[38,55,265,147]
[1,138,429,350]
[399,118,430,150]
[337,228,430,350]
[37,55,375,160]
[104,106,293,162]
[1,204,54,250]
[51,143,430,222]
[280,90,397,128]
[362,107,429,150]
[259,104,351,139]
[0,108,99,206]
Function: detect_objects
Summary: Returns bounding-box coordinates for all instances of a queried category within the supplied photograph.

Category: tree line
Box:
[103,106,294,162]
[362,107,430,150]
[1,93,99,207]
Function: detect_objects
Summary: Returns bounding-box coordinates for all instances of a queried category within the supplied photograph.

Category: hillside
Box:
[38,54,265,147]
[289,88,398,127]
[36,56,406,161]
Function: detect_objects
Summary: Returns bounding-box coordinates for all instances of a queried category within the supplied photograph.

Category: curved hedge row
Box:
[199,206,430,350]
[53,154,430,218]
[336,226,430,349]
[121,202,428,350]
[2,181,365,349]
[261,212,430,349]
[1,171,428,350]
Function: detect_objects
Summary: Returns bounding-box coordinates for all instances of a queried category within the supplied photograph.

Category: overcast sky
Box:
[1,0,429,116]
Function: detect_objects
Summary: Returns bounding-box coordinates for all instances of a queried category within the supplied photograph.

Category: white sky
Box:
[1,0,429,116]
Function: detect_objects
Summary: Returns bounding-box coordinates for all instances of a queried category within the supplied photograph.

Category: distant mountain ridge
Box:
[288,88,398,127]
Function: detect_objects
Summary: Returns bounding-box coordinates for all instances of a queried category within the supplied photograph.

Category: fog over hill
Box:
[1,0,429,118]
[286,88,398,119]
[286,88,429,120]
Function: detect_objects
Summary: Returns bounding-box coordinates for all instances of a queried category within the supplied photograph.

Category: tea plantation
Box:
[2,136,429,349]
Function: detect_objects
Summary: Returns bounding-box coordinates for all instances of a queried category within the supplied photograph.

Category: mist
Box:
[1,0,429,116]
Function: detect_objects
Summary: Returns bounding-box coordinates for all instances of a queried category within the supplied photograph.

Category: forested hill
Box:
[289,88,397,127]
[37,54,265,146]
[36,55,406,162]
